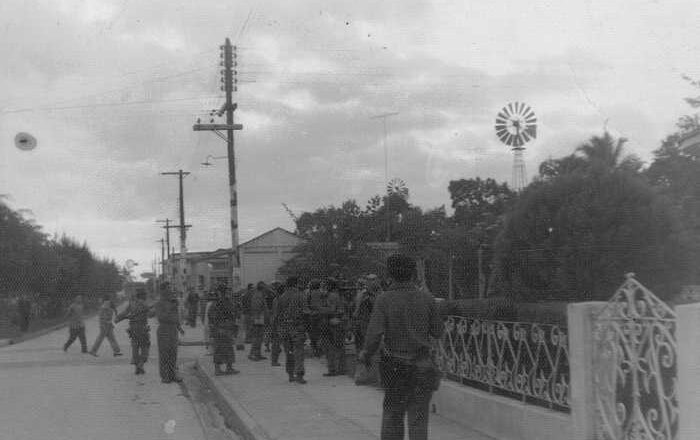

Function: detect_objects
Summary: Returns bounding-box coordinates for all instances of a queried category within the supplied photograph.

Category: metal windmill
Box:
[386,177,409,199]
[495,102,537,191]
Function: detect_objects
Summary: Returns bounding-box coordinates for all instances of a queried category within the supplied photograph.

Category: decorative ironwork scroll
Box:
[593,273,679,440]
[435,315,570,411]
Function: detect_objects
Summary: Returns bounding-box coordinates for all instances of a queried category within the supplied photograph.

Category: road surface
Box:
[0,312,210,440]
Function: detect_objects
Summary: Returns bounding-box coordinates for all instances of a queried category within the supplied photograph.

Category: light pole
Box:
[370,112,399,242]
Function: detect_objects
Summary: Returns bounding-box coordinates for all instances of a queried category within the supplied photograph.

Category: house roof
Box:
[238,227,302,248]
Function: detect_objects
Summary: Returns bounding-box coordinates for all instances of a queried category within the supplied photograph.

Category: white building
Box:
[168,227,304,293]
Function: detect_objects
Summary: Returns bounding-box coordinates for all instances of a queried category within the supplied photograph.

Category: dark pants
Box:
[354,328,365,352]
[187,306,197,327]
[379,355,433,440]
[211,327,236,366]
[249,324,265,358]
[270,329,282,364]
[130,330,150,368]
[323,323,346,374]
[64,325,87,352]
[282,331,305,378]
[157,324,178,381]
[308,317,322,356]
[243,315,252,343]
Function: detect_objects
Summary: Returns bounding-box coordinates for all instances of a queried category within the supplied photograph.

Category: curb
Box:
[0,320,71,347]
[192,357,271,440]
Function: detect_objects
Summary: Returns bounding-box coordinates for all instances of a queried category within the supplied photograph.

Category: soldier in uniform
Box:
[319,278,346,376]
[115,290,154,374]
[155,286,185,383]
[276,276,308,384]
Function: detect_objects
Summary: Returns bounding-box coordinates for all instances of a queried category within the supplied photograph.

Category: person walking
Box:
[155,287,185,383]
[319,278,346,376]
[276,276,307,384]
[248,282,268,361]
[208,286,240,375]
[353,274,380,352]
[358,254,444,440]
[88,294,122,357]
[307,279,323,357]
[115,290,154,374]
[63,295,88,353]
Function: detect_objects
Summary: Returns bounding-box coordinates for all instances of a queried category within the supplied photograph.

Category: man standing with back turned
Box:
[359,254,443,440]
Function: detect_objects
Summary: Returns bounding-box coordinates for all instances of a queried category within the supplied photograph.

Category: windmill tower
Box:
[495,102,537,191]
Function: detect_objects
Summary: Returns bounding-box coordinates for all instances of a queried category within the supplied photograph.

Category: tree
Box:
[494,135,689,301]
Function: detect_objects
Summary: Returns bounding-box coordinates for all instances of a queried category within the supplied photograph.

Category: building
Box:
[167,227,304,294]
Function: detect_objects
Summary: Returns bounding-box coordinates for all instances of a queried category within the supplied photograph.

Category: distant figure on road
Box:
[208,286,240,376]
[307,279,323,357]
[88,294,122,358]
[248,282,268,361]
[276,276,308,384]
[241,284,254,344]
[319,278,346,376]
[17,294,32,333]
[155,286,185,383]
[185,290,199,328]
[269,282,284,366]
[63,295,88,353]
[115,290,154,374]
[353,274,380,352]
[359,254,444,440]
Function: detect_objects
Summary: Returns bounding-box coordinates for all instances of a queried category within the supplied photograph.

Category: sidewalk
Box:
[191,333,494,440]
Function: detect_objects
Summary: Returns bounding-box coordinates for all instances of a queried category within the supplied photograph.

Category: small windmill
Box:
[495,102,537,191]
[386,177,409,199]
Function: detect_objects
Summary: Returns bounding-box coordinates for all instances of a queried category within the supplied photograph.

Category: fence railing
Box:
[435,315,571,412]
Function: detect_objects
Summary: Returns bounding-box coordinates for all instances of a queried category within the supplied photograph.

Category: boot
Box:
[214,364,225,376]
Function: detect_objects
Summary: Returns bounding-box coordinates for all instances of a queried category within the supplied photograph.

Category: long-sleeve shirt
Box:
[250,289,267,323]
[363,282,443,362]
[115,301,154,332]
[97,301,116,327]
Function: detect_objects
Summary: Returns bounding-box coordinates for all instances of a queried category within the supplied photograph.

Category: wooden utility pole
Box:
[157,238,165,282]
[160,170,191,299]
[193,38,244,293]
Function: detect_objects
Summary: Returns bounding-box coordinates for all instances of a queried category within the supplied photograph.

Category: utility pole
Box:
[194,37,244,293]
[156,219,172,284]
[157,238,165,282]
[160,170,191,301]
[370,112,399,242]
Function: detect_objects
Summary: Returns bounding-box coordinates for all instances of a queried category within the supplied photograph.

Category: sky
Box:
[1,0,700,274]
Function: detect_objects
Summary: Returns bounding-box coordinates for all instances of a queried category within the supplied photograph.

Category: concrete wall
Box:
[432,381,572,440]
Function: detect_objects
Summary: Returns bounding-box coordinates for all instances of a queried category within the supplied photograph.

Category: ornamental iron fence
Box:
[435,315,570,412]
[593,273,679,440]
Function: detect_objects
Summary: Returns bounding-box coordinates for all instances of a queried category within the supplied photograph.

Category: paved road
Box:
[0,312,207,440]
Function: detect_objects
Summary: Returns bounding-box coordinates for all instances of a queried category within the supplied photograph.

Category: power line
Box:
[1,95,221,114]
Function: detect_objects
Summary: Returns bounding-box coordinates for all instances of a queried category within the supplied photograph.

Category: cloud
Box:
[1,0,699,270]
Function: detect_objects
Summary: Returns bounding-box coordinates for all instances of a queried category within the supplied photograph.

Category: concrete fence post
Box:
[676,302,700,440]
[568,301,606,440]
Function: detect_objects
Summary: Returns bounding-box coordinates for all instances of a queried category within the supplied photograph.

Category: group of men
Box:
[199,254,443,440]
[62,284,186,383]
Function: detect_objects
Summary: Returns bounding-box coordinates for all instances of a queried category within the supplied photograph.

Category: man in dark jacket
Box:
[359,254,443,440]
[275,276,308,383]
[155,286,185,383]
[115,290,155,374]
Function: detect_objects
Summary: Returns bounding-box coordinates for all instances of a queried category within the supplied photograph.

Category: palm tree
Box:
[575,132,641,173]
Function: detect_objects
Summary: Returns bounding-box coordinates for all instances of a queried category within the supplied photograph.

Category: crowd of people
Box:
[57,253,444,439]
